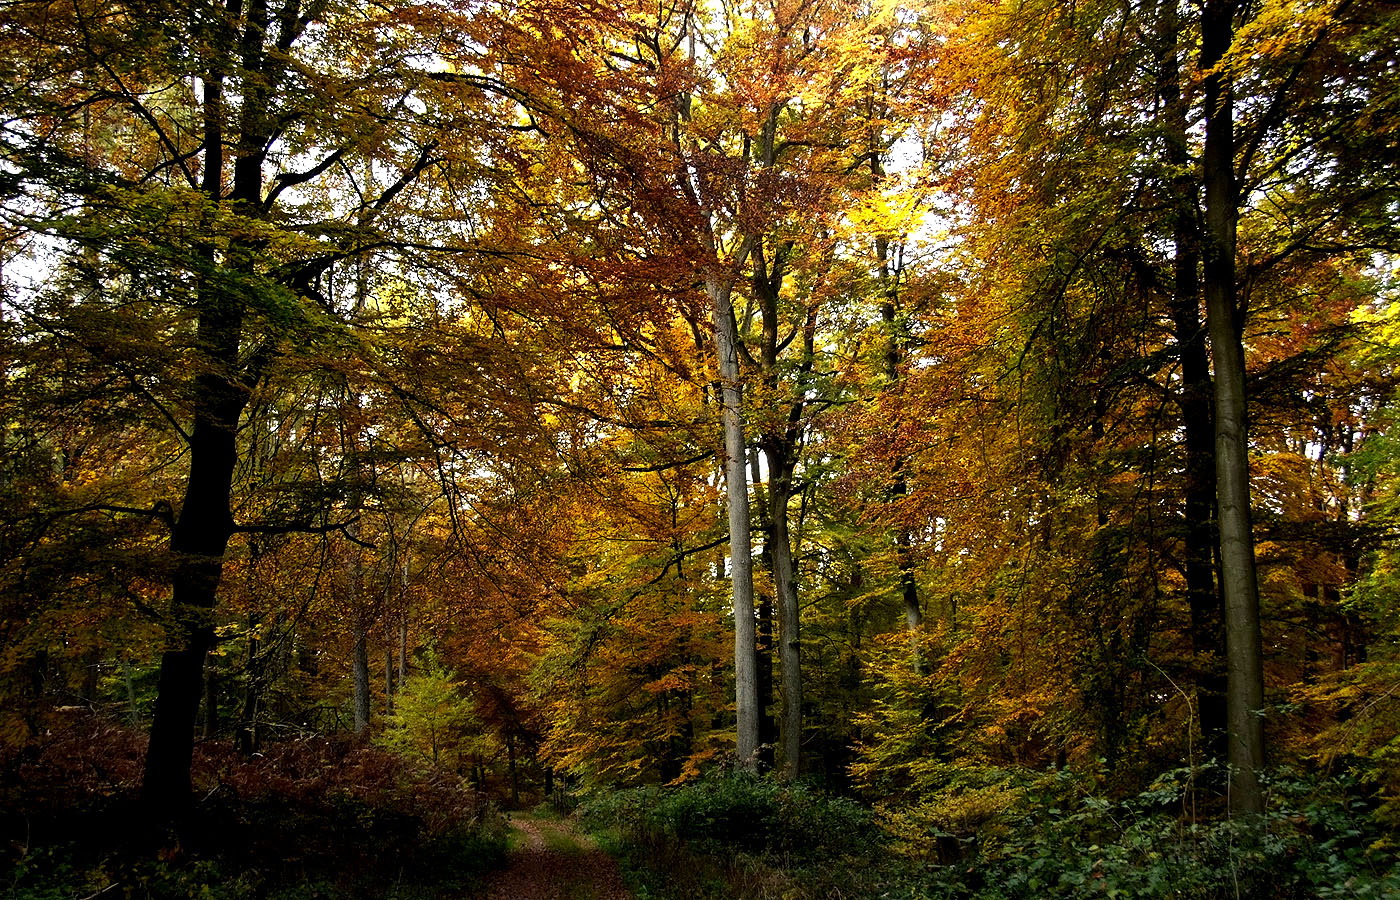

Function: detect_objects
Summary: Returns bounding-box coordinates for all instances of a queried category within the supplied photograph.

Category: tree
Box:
[378,655,480,770]
[0,0,498,818]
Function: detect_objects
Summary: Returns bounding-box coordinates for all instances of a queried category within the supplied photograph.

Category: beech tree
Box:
[0,0,505,817]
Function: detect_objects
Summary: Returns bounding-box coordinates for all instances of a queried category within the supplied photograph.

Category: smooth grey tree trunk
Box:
[709,273,760,769]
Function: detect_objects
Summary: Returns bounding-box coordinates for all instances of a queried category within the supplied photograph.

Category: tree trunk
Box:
[709,272,760,769]
[1159,11,1228,765]
[140,0,277,817]
[141,412,243,815]
[140,272,248,819]
[507,730,520,807]
[767,459,802,779]
[1201,0,1266,816]
[237,623,260,755]
[352,623,371,734]
[751,451,777,766]
[123,659,140,726]
[749,240,810,779]
[875,233,925,668]
[756,586,777,763]
[398,600,409,687]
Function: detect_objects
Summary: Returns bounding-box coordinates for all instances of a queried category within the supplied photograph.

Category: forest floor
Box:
[482,811,632,900]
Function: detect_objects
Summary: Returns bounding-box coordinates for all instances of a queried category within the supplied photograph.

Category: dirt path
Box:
[483,813,632,900]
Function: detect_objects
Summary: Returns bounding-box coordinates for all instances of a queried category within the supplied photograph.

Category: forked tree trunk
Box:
[752,453,778,764]
[750,240,809,779]
[1158,7,1228,765]
[140,0,280,819]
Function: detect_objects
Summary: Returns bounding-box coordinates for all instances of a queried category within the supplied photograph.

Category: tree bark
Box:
[141,385,246,814]
[1201,0,1266,816]
[1158,7,1228,765]
[140,242,249,819]
[398,578,409,687]
[237,622,260,755]
[709,273,760,769]
[750,239,807,779]
[506,730,520,807]
[752,452,778,766]
[203,667,219,739]
[767,454,802,779]
[140,0,280,818]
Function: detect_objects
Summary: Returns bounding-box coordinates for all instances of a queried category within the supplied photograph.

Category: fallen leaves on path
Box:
[484,814,632,900]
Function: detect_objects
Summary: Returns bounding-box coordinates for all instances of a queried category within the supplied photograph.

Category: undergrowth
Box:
[1,713,509,899]
[578,765,1400,899]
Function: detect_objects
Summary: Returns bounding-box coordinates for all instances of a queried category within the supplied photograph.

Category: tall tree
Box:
[1199,0,1267,815]
[0,0,495,817]
[463,0,895,768]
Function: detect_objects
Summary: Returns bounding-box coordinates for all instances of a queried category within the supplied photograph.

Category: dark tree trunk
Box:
[384,637,395,714]
[141,399,245,815]
[1201,0,1266,816]
[875,232,925,670]
[506,730,520,807]
[1158,11,1228,765]
[139,0,278,819]
[756,588,777,765]
[749,239,811,780]
[236,626,260,755]
[767,456,802,779]
[141,278,249,817]
[752,452,777,767]
[398,617,409,688]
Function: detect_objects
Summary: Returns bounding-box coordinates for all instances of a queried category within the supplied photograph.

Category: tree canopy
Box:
[2,0,1399,892]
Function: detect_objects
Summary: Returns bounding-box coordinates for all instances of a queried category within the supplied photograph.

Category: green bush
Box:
[582,765,1400,900]
[889,766,1400,900]
[582,770,880,862]
[578,771,890,900]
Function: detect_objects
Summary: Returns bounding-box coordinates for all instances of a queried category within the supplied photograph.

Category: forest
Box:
[1,0,1398,896]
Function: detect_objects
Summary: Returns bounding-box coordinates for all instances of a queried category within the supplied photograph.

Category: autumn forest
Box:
[1,0,1398,896]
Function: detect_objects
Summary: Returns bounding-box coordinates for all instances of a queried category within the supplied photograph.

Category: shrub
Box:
[891,766,1400,899]
[0,713,509,899]
[582,769,879,862]
[582,764,1400,900]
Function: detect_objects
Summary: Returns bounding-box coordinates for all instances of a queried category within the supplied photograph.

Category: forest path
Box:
[483,812,632,900]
